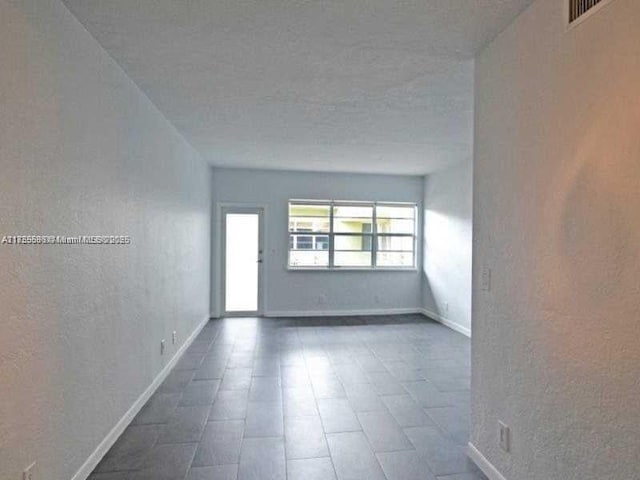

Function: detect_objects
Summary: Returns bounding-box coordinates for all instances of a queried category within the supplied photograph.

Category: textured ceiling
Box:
[63,0,531,175]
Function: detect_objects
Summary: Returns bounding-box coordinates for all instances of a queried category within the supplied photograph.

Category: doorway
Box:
[222,207,264,316]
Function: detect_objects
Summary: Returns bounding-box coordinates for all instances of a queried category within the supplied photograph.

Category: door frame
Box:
[219,203,267,317]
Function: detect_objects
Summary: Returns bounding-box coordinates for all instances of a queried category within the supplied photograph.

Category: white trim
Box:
[265,307,421,318]
[216,307,471,338]
[70,315,210,480]
[420,308,471,337]
[467,443,508,480]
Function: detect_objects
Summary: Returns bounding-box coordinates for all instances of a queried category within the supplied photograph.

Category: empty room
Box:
[1,1,638,480]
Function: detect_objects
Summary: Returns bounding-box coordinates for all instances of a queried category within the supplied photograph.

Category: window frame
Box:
[287,199,417,271]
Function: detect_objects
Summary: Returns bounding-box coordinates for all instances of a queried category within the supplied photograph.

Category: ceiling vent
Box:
[569,0,609,24]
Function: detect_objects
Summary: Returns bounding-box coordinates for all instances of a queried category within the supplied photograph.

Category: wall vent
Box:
[569,0,606,24]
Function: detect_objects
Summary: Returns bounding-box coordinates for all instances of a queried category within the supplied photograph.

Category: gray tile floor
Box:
[90,315,487,480]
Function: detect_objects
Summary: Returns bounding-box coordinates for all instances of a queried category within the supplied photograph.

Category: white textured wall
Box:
[0,2,211,480]
[211,168,423,316]
[422,159,473,335]
[472,0,640,479]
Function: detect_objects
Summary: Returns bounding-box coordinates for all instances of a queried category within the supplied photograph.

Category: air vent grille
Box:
[569,0,605,23]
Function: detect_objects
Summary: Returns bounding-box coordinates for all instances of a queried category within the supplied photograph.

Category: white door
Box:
[223,208,264,315]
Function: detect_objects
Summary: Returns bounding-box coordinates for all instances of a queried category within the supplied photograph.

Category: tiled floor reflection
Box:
[90,315,487,480]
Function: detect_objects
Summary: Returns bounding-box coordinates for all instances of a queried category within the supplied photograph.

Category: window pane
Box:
[334,235,372,251]
[289,250,329,267]
[296,236,313,250]
[376,205,415,219]
[334,217,374,233]
[335,251,372,267]
[289,234,329,251]
[377,236,414,251]
[289,217,330,233]
[333,205,373,218]
[376,218,415,234]
[289,203,330,217]
[376,251,414,267]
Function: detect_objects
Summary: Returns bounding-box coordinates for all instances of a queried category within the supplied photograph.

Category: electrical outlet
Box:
[499,421,510,452]
[374,294,380,304]
[481,266,492,292]
[160,339,166,356]
[172,331,177,345]
[23,462,36,480]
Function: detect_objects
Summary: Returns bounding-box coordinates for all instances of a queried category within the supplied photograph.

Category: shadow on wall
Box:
[492,65,640,480]
[421,267,440,317]
[540,92,640,318]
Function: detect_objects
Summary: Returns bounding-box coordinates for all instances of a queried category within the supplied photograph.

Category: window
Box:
[288,200,417,269]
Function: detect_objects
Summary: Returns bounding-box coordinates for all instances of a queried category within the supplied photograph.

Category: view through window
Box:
[288,201,416,269]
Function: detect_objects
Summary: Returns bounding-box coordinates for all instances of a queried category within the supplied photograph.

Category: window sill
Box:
[287,266,418,272]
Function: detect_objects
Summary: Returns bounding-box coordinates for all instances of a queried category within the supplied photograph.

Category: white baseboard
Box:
[215,307,471,338]
[467,443,508,480]
[420,308,471,337]
[70,315,211,480]
[264,307,422,318]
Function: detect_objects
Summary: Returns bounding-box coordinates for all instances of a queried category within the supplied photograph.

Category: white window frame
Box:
[287,200,417,271]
